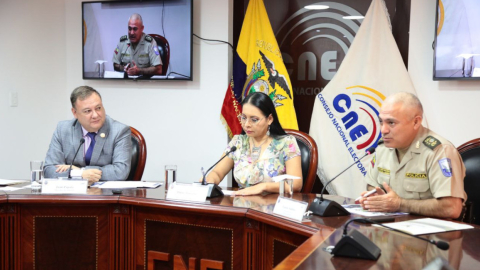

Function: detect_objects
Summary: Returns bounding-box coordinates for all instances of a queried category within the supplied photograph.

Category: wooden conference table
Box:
[0,184,479,270]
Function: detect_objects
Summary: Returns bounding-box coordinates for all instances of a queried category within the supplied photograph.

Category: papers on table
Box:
[0,179,29,186]
[342,204,409,217]
[272,175,301,182]
[221,190,236,196]
[374,218,474,235]
[91,181,162,189]
[0,186,25,191]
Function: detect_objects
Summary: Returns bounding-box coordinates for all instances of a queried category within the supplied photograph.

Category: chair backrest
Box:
[285,129,318,193]
[457,138,480,225]
[128,127,147,181]
[148,34,170,75]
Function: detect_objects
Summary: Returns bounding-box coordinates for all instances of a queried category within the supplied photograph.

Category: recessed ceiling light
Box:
[316,30,321,32]
[343,16,365,20]
[305,5,329,10]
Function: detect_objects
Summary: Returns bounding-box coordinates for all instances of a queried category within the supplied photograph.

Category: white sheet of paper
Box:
[166,183,209,202]
[0,179,29,186]
[222,190,235,196]
[342,204,408,217]
[374,218,474,235]
[94,181,161,189]
[0,186,24,191]
[272,175,301,182]
[273,196,309,222]
[103,71,124,78]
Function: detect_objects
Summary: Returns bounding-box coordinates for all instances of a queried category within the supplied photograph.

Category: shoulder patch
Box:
[120,35,128,42]
[423,135,442,150]
[145,35,153,42]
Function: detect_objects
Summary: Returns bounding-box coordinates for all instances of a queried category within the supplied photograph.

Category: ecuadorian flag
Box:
[221,0,298,138]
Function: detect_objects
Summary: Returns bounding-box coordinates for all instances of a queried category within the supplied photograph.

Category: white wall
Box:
[409,0,480,146]
[0,0,233,185]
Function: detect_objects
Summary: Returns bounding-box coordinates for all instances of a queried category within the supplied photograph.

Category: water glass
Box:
[165,165,177,190]
[30,160,44,191]
[285,179,294,196]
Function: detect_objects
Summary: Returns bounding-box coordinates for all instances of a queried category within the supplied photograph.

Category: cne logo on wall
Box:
[317,86,385,175]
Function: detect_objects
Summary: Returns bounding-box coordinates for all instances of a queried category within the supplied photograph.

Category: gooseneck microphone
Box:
[68,138,85,179]
[330,217,450,260]
[345,218,450,250]
[308,146,376,217]
[201,146,237,198]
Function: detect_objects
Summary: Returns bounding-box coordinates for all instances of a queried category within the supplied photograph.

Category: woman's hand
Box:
[232,183,266,196]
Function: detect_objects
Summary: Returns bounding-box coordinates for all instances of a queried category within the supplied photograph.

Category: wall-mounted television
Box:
[433,0,480,80]
[82,0,192,81]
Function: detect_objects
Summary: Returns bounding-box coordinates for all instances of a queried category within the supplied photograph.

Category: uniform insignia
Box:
[153,46,159,55]
[145,35,153,42]
[405,173,427,179]
[378,167,390,174]
[371,153,376,168]
[114,48,119,55]
[120,35,128,42]
[438,158,452,177]
[423,136,441,150]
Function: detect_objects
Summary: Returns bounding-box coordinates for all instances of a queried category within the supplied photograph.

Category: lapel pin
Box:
[416,141,420,149]
[100,133,106,138]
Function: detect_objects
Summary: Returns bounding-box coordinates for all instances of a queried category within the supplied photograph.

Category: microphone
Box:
[308,146,376,217]
[68,138,85,179]
[201,146,237,198]
[330,217,450,260]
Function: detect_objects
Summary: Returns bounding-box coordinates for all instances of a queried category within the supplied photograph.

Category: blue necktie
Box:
[85,132,96,166]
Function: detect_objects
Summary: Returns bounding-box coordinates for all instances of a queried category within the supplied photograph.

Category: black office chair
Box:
[148,34,170,75]
[285,129,318,193]
[457,138,480,225]
[128,127,147,181]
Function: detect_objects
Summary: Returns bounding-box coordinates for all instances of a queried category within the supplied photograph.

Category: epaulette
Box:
[423,135,442,150]
[145,35,153,42]
[120,35,128,42]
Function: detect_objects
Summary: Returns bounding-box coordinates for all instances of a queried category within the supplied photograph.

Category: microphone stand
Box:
[68,138,85,179]
[201,146,237,198]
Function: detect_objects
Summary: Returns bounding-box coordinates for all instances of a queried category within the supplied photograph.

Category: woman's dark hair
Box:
[241,92,287,138]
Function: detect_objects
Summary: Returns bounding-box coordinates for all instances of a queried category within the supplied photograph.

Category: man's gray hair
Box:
[385,92,423,116]
[70,86,101,109]
[129,13,143,25]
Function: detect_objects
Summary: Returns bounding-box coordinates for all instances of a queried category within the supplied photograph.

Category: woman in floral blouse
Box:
[205,92,302,196]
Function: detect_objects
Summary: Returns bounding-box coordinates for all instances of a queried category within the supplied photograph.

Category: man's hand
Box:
[362,182,401,212]
[126,60,140,75]
[55,164,79,173]
[82,169,102,183]
[232,183,265,196]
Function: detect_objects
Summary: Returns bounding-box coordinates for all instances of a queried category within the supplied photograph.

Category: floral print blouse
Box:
[225,134,301,188]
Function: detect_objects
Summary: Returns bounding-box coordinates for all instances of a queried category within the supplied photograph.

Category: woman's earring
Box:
[267,125,271,136]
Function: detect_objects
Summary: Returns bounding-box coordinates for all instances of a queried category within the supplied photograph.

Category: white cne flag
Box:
[309,0,420,199]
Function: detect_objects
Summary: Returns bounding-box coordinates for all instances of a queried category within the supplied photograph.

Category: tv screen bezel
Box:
[432,0,479,81]
[81,0,193,81]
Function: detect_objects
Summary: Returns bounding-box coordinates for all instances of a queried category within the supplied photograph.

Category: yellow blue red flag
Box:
[221,0,298,138]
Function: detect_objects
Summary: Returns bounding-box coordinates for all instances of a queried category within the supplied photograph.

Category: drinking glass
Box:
[30,160,44,191]
[165,165,177,190]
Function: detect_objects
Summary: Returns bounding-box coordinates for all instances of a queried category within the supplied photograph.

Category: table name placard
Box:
[41,179,88,194]
[273,196,309,222]
[166,183,209,202]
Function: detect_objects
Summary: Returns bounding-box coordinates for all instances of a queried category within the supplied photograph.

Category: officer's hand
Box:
[126,60,140,75]
[362,182,401,212]
[55,164,79,173]
[82,169,102,183]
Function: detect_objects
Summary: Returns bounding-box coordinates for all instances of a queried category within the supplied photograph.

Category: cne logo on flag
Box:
[316,85,385,175]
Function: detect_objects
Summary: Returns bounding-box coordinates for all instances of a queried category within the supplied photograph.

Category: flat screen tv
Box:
[82,0,193,80]
[433,0,480,80]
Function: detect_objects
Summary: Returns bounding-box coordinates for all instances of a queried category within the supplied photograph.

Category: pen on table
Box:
[355,189,377,202]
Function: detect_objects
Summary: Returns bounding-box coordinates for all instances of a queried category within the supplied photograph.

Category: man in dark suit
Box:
[44,86,132,182]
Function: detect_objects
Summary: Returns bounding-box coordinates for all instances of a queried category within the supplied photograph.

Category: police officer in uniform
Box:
[112,13,162,76]
[358,92,466,219]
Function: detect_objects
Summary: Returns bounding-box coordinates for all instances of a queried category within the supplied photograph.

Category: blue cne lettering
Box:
[350,125,368,142]
[341,111,359,130]
[333,94,351,113]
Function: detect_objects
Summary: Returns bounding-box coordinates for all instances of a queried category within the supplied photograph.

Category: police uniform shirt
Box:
[112,33,162,68]
[365,126,466,201]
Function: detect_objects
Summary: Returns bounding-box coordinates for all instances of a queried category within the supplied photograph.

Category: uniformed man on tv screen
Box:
[112,13,162,76]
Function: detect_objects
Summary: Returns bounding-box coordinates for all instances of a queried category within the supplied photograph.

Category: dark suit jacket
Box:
[43,115,132,180]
